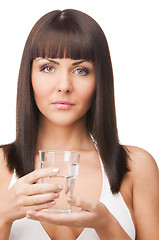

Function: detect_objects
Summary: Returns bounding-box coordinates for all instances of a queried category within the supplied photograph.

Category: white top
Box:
[9,146,135,240]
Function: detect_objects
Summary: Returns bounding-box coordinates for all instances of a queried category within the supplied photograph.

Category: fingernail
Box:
[67,195,74,202]
[55,193,59,198]
[58,184,63,190]
[52,168,59,173]
[26,211,37,219]
[26,213,30,219]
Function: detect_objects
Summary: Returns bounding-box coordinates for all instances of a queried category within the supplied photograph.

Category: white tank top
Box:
[9,142,136,240]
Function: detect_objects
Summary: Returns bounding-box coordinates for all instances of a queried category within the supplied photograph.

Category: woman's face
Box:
[31,57,96,127]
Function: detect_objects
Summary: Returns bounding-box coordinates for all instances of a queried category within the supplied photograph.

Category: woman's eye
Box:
[40,64,55,73]
[74,68,89,76]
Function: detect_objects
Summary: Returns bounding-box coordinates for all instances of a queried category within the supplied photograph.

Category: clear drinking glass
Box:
[39,150,80,213]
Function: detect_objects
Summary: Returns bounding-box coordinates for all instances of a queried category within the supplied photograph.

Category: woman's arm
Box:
[0,149,13,239]
[0,149,62,239]
[0,220,12,240]
[128,146,159,240]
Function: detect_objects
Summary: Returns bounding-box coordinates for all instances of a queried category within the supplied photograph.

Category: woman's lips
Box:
[52,101,75,110]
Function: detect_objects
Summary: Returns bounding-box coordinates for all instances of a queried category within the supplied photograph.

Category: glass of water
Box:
[39,150,80,213]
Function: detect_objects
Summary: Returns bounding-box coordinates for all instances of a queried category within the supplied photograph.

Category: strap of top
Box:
[8,169,18,189]
[89,133,135,240]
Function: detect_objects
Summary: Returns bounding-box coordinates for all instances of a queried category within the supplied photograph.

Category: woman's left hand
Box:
[26,195,131,239]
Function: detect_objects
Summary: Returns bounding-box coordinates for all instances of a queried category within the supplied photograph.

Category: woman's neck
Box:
[36,117,92,152]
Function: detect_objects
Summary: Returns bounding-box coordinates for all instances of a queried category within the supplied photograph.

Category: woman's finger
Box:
[25,201,56,211]
[67,195,99,212]
[25,183,63,195]
[19,168,59,184]
[26,209,86,226]
[24,192,60,206]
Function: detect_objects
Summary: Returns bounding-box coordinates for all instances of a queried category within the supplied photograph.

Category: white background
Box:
[0,0,158,167]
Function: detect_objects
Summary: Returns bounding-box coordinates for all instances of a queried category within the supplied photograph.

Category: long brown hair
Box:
[1,9,129,193]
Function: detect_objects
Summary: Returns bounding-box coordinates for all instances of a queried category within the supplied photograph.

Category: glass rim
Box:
[39,150,80,155]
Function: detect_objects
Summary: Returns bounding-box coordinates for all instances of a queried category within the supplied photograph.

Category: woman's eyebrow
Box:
[36,58,87,66]
[46,58,60,65]
[47,59,85,65]
[46,59,86,65]
[36,58,60,65]
[72,60,85,65]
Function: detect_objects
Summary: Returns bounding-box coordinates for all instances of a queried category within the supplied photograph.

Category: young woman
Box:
[0,9,158,240]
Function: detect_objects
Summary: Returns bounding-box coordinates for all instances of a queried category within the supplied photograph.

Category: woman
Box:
[0,9,158,240]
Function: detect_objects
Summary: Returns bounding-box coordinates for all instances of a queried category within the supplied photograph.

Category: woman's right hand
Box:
[0,168,62,226]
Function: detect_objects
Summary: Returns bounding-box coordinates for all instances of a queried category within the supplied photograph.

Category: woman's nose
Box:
[56,73,73,94]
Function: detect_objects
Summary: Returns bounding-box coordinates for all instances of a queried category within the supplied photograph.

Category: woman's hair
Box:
[1,9,129,193]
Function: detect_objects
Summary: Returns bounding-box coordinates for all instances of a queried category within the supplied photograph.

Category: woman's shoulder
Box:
[125,145,158,172]
[124,147,159,237]
[0,148,13,192]
[125,145,159,187]
[0,148,7,169]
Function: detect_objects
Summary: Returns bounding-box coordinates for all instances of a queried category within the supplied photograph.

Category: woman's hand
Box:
[0,168,62,226]
[28,195,109,228]
[26,195,131,239]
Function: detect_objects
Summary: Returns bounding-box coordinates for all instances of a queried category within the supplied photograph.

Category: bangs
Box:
[31,13,95,61]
